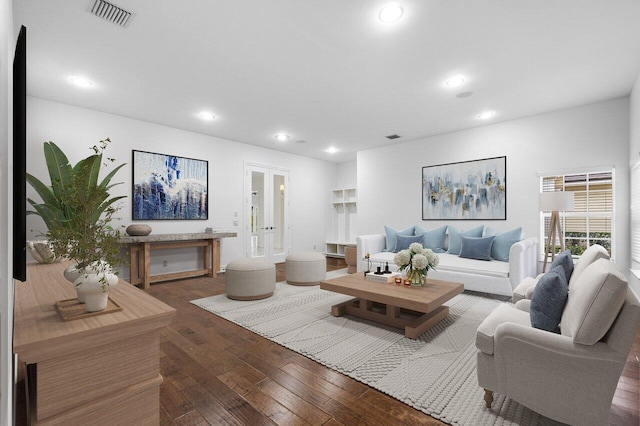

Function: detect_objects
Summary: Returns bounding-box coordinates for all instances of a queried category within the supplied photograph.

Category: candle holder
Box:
[394,277,402,285]
[403,279,411,287]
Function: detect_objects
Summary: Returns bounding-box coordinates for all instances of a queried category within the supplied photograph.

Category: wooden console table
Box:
[14,261,176,425]
[119,232,237,289]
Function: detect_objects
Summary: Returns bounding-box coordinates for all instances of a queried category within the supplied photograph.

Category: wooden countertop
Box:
[14,261,176,364]
[119,232,237,244]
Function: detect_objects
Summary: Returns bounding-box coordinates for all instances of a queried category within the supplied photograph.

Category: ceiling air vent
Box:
[90,0,134,28]
[386,134,401,140]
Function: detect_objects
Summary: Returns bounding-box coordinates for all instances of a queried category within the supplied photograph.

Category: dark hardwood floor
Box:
[15,258,640,425]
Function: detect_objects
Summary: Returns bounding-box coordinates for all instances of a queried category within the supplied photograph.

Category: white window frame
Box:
[538,167,615,261]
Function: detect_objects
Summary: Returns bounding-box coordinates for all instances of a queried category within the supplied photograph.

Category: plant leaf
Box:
[91,195,127,223]
[73,154,101,193]
[43,142,73,199]
[26,173,58,207]
[98,163,126,190]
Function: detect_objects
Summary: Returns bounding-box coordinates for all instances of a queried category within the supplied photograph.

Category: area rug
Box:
[191,270,560,426]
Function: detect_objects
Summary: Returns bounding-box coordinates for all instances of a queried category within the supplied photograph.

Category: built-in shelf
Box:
[326,188,357,258]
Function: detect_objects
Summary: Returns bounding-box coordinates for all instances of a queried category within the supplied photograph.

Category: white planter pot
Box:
[74,262,119,312]
[64,264,87,302]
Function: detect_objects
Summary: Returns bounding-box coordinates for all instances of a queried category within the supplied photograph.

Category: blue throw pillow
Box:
[395,234,424,252]
[530,265,568,333]
[490,227,522,262]
[459,235,495,261]
[549,249,574,282]
[383,226,414,252]
[414,225,447,253]
[447,225,484,255]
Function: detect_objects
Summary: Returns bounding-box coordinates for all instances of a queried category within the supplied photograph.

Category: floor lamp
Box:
[539,191,574,272]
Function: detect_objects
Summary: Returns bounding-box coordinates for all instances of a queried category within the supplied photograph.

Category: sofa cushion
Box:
[476,304,531,355]
[459,235,494,261]
[434,253,510,277]
[447,225,484,255]
[395,234,423,252]
[415,225,447,253]
[568,244,609,288]
[560,258,627,345]
[550,249,574,282]
[383,226,414,252]
[530,265,568,333]
[486,227,522,262]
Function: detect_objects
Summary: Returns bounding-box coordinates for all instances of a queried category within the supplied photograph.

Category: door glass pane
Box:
[272,174,285,256]
[251,171,265,258]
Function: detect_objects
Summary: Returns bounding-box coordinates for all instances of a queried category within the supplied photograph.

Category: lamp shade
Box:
[539,191,574,212]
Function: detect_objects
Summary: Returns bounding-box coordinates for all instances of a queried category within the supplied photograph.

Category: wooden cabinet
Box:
[13,262,176,425]
[326,188,357,258]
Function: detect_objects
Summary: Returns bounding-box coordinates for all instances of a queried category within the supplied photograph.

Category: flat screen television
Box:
[13,25,26,282]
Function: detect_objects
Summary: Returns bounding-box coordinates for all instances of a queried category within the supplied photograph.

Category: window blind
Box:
[539,169,614,260]
[632,162,640,263]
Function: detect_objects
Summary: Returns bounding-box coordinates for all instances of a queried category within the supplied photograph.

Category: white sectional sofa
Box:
[356,232,538,297]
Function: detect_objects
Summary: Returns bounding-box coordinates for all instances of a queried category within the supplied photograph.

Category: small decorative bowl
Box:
[126,224,152,236]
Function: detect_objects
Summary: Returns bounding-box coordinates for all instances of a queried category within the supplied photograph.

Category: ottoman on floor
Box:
[286,252,326,285]
[225,258,275,300]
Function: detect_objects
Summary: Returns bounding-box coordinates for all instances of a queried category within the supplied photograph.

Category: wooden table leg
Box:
[330,298,358,317]
[129,245,138,284]
[143,242,151,290]
[211,239,220,277]
[405,305,449,339]
[204,240,212,277]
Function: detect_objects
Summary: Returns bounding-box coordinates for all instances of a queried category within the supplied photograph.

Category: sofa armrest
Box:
[495,321,618,362]
[508,237,538,290]
[356,234,386,272]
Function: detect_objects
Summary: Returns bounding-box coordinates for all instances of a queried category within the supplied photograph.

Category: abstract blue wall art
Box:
[132,150,208,220]
[422,156,506,220]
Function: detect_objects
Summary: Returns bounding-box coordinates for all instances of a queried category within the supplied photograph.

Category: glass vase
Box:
[407,269,426,287]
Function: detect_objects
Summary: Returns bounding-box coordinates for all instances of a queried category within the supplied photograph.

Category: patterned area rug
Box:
[191,271,559,426]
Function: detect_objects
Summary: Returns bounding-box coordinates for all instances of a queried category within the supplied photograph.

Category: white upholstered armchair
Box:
[476,258,640,425]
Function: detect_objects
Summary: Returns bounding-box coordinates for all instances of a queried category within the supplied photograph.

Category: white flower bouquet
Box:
[393,242,439,286]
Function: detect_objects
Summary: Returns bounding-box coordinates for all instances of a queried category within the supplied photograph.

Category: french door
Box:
[245,164,290,263]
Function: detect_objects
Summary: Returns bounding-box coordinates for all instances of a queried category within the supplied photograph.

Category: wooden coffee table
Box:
[320,274,464,339]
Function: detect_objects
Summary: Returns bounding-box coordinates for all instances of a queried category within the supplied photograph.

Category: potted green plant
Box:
[27,138,126,312]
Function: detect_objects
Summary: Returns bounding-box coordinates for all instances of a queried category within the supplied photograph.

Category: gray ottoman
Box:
[286,252,326,285]
[225,258,275,300]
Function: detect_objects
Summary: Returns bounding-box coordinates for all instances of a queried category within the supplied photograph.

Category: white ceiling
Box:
[13,0,640,163]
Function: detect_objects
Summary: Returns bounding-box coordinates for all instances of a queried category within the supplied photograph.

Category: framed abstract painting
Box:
[422,156,506,220]
[132,150,208,220]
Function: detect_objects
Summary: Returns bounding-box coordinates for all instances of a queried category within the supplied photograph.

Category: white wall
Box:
[0,0,14,423]
[630,74,640,294]
[26,97,336,277]
[336,160,357,188]
[358,98,632,284]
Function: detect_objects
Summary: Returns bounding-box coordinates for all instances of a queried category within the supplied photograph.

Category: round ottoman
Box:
[286,252,326,285]
[225,258,275,300]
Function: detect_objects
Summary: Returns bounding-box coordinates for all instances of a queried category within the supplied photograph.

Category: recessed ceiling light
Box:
[456,91,474,98]
[275,133,290,142]
[198,111,216,120]
[444,75,466,88]
[477,111,497,120]
[325,147,339,154]
[68,76,93,88]
[378,3,404,23]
